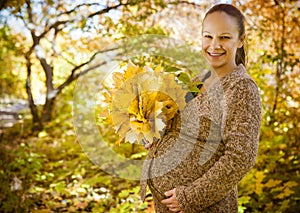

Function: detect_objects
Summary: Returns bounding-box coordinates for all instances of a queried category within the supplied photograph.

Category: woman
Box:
[140,4,262,213]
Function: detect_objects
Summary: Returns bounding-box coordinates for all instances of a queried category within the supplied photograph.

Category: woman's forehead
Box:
[203,12,239,33]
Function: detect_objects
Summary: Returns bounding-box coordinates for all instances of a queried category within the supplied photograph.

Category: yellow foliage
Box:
[265,202,273,211]
[274,181,298,199]
[264,179,282,188]
[100,62,187,145]
[276,187,295,199]
[112,72,124,88]
[283,181,298,188]
[123,61,144,80]
[254,171,265,195]
[255,171,265,181]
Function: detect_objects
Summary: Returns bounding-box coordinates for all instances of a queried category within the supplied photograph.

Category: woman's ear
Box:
[238,34,246,48]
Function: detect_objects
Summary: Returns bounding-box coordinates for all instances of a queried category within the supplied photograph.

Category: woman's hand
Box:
[141,139,153,149]
[161,188,183,212]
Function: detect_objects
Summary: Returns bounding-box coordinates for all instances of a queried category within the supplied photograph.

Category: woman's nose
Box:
[210,38,221,49]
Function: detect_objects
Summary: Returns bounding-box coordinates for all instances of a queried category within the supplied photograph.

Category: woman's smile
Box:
[207,51,225,57]
[202,11,244,77]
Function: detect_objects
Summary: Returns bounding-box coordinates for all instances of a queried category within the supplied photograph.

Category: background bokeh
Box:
[0,0,299,212]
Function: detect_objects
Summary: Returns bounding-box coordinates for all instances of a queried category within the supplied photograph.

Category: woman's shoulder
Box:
[222,65,261,111]
[192,70,211,83]
[223,64,259,92]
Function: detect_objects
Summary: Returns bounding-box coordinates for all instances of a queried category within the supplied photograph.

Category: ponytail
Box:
[236,45,246,67]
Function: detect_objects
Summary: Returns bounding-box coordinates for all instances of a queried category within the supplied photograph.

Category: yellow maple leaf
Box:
[124,61,144,80]
[112,72,124,88]
[102,91,112,103]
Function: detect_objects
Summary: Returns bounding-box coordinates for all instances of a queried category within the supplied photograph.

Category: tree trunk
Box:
[41,97,56,122]
[25,55,43,131]
[271,6,286,124]
[37,54,57,122]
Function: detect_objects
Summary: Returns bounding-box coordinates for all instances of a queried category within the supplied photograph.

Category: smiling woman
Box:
[140,4,262,213]
[201,5,246,80]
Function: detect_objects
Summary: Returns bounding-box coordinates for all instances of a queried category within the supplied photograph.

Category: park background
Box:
[0,0,299,212]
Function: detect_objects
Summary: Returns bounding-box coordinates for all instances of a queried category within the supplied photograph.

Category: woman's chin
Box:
[207,62,224,70]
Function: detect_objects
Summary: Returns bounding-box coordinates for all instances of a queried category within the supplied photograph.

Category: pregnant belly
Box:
[146,133,223,200]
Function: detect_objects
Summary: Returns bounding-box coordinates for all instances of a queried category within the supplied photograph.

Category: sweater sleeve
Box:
[176,78,262,212]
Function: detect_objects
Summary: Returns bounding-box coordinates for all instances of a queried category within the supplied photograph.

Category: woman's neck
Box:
[211,63,238,79]
[201,64,239,92]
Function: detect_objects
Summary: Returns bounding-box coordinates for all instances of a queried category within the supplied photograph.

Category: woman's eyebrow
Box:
[203,31,233,35]
[220,32,232,35]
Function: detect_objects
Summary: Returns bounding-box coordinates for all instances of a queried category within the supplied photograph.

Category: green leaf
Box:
[177,72,190,84]
[130,151,147,159]
[50,181,66,193]
[188,85,200,93]
[165,66,181,72]
[38,131,48,138]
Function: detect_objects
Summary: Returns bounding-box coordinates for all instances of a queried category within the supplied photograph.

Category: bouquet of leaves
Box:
[99,62,200,146]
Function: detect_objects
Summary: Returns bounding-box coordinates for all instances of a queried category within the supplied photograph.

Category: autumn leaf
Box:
[100,62,187,145]
[264,179,282,188]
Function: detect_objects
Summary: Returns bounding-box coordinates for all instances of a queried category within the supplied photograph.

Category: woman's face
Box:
[202,11,244,73]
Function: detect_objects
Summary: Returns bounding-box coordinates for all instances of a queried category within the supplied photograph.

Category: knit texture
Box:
[140,64,262,213]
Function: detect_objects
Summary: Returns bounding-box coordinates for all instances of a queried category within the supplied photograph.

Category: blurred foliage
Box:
[0,26,26,98]
[0,90,153,212]
[0,0,299,212]
[237,0,300,212]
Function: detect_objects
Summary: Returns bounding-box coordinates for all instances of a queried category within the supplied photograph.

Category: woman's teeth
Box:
[209,52,224,56]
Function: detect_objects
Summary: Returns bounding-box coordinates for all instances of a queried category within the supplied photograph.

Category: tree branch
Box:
[39,1,130,41]
[38,20,71,41]
[38,57,55,91]
[56,47,119,94]
[57,3,105,16]
[88,1,131,18]
[25,0,34,24]
[0,0,8,10]
[56,61,108,95]
[169,0,203,7]
[57,52,78,67]
[271,4,286,123]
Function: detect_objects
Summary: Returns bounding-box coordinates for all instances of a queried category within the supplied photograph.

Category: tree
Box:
[19,0,135,130]
[238,0,300,123]
[1,0,156,130]
[1,0,205,131]
[236,0,300,211]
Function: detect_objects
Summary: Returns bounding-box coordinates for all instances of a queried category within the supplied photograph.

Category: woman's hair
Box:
[203,4,246,66]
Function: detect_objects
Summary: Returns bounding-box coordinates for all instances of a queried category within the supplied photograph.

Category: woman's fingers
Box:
[169,205,181,212]
[161,188,183,212]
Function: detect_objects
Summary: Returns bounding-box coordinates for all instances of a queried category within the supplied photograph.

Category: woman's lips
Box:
[208,52,225,57]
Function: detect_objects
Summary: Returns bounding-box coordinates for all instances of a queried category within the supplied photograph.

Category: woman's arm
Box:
[176,78,262,212]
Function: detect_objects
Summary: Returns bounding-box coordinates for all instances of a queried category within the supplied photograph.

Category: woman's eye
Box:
[220,36,230,39]
[204,35,212,39]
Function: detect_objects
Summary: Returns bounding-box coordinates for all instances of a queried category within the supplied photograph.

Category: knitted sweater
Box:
[140,64,262,213]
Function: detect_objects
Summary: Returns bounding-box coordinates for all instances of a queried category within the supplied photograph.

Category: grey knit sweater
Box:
[140,64,262,213]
